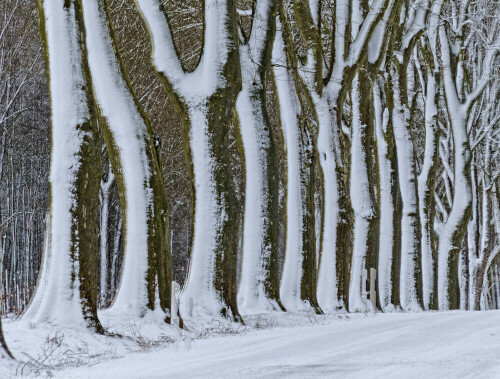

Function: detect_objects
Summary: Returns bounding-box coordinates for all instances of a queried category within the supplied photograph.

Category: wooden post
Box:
[171,281,180,326]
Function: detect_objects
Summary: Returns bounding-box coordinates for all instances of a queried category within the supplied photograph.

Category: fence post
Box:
[171,281,180,326]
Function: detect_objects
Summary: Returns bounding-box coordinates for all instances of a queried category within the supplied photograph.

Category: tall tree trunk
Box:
[374,79,402,310]
[470,146,494,310]
[437,109,472,310]
[23,0,103,332]
[418,71,440,310]
[348,73,379,312]
[135,0,242,320]
[329,0,395,311]
[392,64,423,310]
[236,0,283,312]
[272,19,321,313]
[82,0,172,319]
[315,91,342,311]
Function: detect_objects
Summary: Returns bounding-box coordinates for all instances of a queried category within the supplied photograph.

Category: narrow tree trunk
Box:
[272,21,321,313]
[299,118,321,313]
[348,73,379,312]
[392,65,423,310]
[236,0,283,312]
[82,0,172,318]
[334,99,354,311]
[437,113,472,310]
[374,79,401,310]
[471,171,493,309]
[418,71,440,310]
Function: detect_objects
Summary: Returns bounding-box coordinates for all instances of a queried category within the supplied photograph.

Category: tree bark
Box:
[23,0,103,332]
[82,0,172,318]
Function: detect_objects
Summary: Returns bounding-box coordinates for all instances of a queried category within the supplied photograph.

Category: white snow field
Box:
[2,311,500,378]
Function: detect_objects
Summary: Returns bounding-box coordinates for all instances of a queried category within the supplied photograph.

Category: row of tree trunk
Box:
[2,0,500,358]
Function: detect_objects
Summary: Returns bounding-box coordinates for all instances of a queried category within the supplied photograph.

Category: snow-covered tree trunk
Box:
[23,0,103,332]
[82,0,172,319]
[288,0,342,312]
[342,0,404,312]
[236,0,283,312]
[315,92,341,311]
[348,73,379,312]
[418,71,440,310]
[437,108,471,309]
[416,0,443,312]
[0,316,12,359]
[436,16,499,308]
[471,182,491,310]
[135,0,242,320]
[0,219,13,359]
[374,79,401,310]
[272,18,321,313]
[482,186,500,308]
[489,264,500,309]
[380,0,435,311]
[391,65,423,310]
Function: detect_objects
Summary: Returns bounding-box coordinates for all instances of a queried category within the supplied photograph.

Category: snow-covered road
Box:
[60,311,500,378]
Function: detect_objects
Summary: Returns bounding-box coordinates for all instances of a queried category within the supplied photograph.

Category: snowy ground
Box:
[1,310,500,378]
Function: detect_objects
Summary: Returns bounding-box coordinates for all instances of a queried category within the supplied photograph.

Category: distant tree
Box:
[436,0,500,310]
